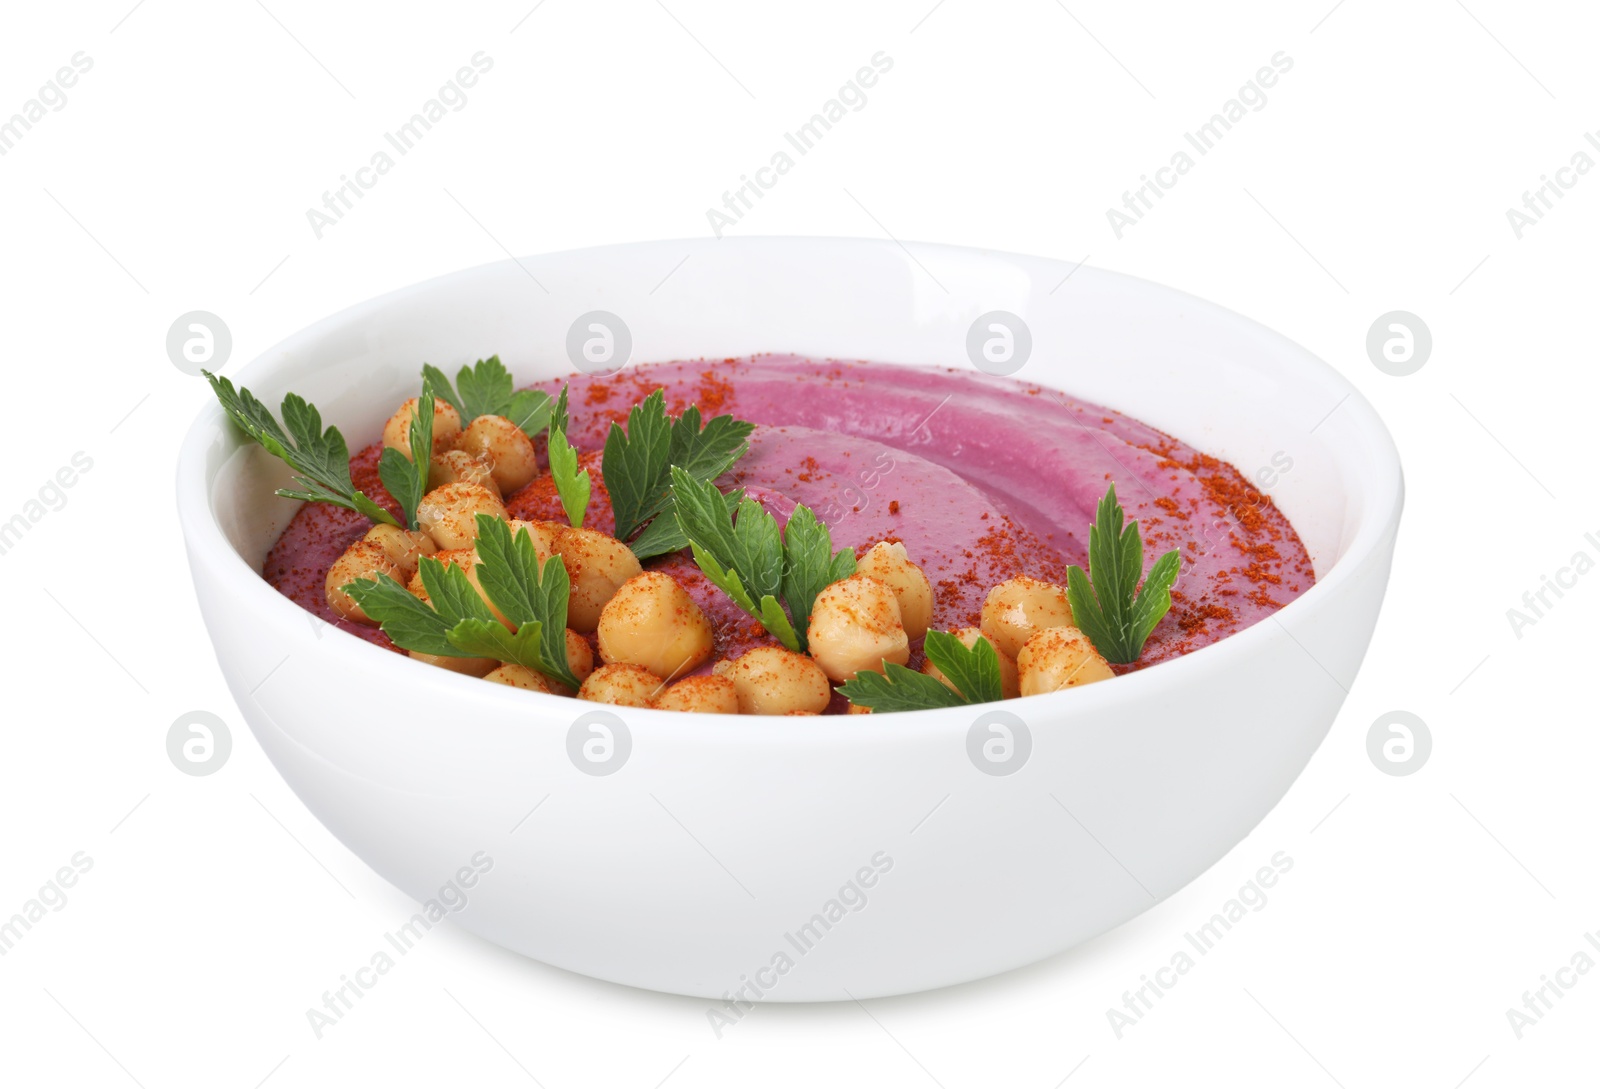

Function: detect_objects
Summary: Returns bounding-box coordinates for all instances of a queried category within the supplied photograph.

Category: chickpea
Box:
[652,675,739,714]
[847,703,873,715]
[408,649,496,677]
[855,541,933,639]
[578,663,663,707]
[429,449,500,496]
[416,482,507,550]
[383,396,461,456]
[597,572,713,680]
[522,630,596,697]
[466,564,516,628]
[806,574,909,682]
[508,519,562,565]
[556,526,643,632]
[564,629,596,686]
[923,626,1021,700]
[325,538,403,623]
[980,576,1074,659]
[362,524,437,578]
[455,414,538,495]
[484,663,560,694]
[713,647,832,715]
[1016,626,1115,696]
[483,636,591,697]
[406,547,473,600]
[405,548,512,628]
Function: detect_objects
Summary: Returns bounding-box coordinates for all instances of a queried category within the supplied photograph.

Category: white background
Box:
[1,1,1594,1085]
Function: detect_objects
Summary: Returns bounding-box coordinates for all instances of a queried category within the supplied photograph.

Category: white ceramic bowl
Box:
[177,237,1401,1002]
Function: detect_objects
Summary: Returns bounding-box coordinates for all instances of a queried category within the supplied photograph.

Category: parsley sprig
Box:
[545,386,591,528]
[424,361,592,526]
[837,630,1005,712]
[375,382,434,530]
[205,370,399,527]
[671,467,855,652]
[602,390,754,558]
[1065,483,1181,664]
[343,514,579,690]
[421,356,553,438]
[547,425,589,528]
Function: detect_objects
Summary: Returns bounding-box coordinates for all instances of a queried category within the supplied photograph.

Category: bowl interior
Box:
[195,238,1398,596]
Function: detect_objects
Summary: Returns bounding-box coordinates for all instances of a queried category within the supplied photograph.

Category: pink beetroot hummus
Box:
[264,356,1314,677]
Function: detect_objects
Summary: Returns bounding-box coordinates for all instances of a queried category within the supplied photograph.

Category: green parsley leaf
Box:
[342,517,581,689]
[601,389,754,551]
[618,406,755,559]
[468,514,546,618]
[625,487,741,559]
[418,557,498,627]
[505,389,554,438]
[550,384,570,436]
[445,618,547,672]
[671,467,853,653]
[470,514,580,690]
[675,468,794,646]
[667,405,754,483]
[837,664,968,713]
[603,390,672,541]
[835,631,1004,712]
[683,537,803,651]
[686,541,760,616]
[547,424,591,529]
[204,370,398,527]
[341,574,460,657]
[1129,549,1182,646]
[730,496,783,604]
[454,354,515,422]
[779,505,857,639]
[672,466,743,570]
[756,595,802,651]
[374,455,416,529]
[421,357,553,440]
[377,382,435,530]
[1064,482,1181,664]
[921,630,1003,704]
[420,364,462,417]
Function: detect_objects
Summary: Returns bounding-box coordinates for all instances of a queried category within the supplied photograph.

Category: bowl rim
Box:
[176,235,1403,730]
